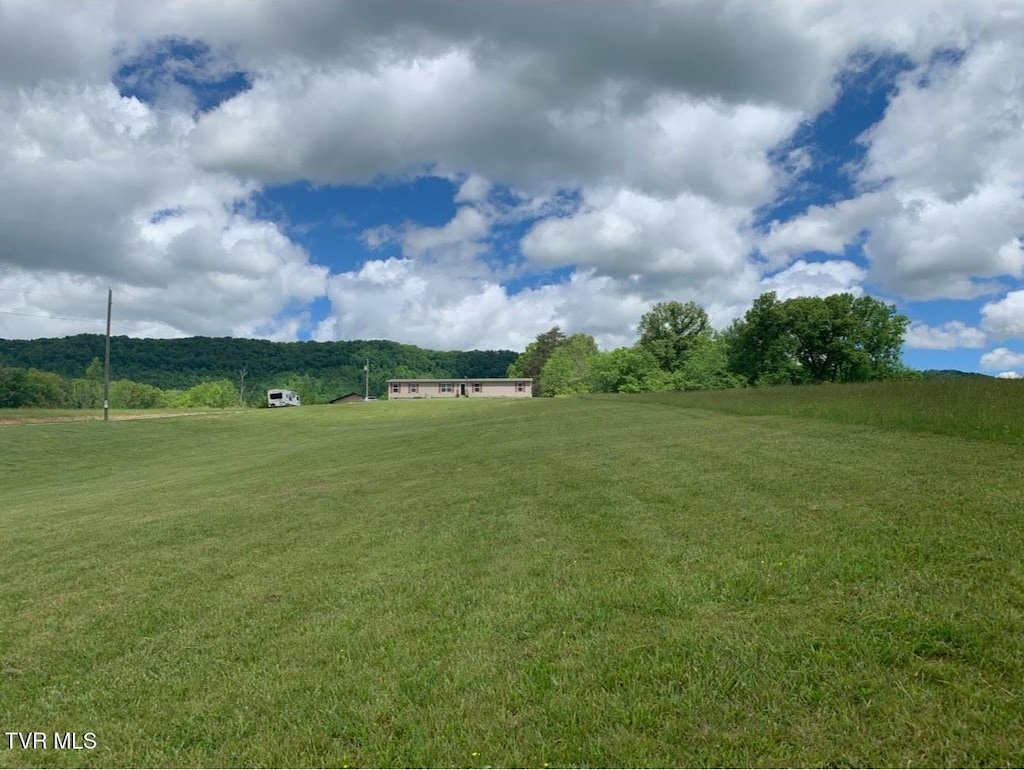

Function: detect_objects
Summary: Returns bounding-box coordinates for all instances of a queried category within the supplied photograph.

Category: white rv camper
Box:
[267,389,301,407]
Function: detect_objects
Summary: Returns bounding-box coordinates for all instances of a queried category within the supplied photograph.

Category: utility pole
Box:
[364,358,369,401]
[103,288,111,422]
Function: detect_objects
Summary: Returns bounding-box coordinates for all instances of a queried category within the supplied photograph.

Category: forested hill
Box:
[0,334,518,393]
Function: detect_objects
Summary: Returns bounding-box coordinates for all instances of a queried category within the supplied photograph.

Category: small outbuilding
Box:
[328,392,365,404]
[387,378,532,399]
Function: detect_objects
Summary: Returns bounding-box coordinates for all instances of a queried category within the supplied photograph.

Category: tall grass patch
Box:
[618,377,1024,443]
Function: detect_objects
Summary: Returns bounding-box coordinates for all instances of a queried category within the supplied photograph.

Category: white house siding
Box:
[387,379,532,399]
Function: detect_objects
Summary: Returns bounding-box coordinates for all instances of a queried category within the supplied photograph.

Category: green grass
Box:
[2,388,1023,767]
[0,407,244,425]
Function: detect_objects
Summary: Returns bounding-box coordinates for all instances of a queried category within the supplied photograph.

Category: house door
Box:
[459,383,467,397]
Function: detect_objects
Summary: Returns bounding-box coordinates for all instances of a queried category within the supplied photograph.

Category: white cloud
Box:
[761,259,867,300]
[521,188,751,288]
[319,258,649,352]
[759,192,896,268]
[454,175,491,203]
[864,186,1024,300]
[190,51,800,206]
[757,20,1024,302]
[904,321,987,350]
[995,370,1022,379]
[854,40,1024,299]
[0,0,119,88]
[360,206,492,275]
[0,80,327,341]
[981,290,1024,339]
[980,347,1024,371]
[402,207,490,262]
[858,40,1024,200]
[153,0,1016,117]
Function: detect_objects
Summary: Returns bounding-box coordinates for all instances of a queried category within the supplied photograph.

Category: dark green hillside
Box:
[0,334,517,393]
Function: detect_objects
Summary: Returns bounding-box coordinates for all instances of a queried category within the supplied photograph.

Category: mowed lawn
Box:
[2,387,1023,767]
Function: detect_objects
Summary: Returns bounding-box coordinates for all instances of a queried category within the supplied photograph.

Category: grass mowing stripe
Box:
[1,394,1023,766]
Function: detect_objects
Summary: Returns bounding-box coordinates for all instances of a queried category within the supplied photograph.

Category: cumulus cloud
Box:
[189,52,800,206]
[0,0,119,87]
[454,175,491,204]
[855,40,1024,299]
[761,259,867,301]
[521,188,752,288]
[759,192,896,268]
[981,290,1024,338]
[858,40,1024,200]
[401,207,490,262]
[980,347,1024,371]
[904,321,987,350]
[0,78,327,340]
[864,186,1024,300]
[318,259,649,351]
[757,18,1024,303]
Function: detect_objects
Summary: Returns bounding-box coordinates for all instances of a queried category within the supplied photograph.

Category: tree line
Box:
[0,357,261,409]
[0,337,518,407]
[0,335,517,391]
[508,291,916,397]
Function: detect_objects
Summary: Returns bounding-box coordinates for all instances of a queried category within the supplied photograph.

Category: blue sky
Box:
[0,1,1022,375]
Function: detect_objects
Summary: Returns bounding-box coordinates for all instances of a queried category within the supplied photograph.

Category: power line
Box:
[0,286,108,302]
[0,308,107,324]
[0,308,176,340]
[0,308,159,338]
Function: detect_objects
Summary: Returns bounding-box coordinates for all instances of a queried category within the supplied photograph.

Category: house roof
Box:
[386,377,532,383]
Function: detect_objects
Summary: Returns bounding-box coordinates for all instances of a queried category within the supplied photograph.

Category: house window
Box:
[391,383,400,394]
[515,381,527,393]
[409,383,418,394]
[439,383,454,393]
[472,382,482,393]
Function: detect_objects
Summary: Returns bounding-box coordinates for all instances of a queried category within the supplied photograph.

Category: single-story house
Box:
[328,392,365,404]
[387,378,533,399]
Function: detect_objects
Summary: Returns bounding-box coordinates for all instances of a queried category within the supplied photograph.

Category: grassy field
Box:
[1,382,1023,767]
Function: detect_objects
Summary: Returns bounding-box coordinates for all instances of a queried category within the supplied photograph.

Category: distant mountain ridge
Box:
[919,369,994,380]
[0,334,519,395]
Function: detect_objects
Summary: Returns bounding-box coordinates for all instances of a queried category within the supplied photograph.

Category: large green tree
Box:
[673,331,745,391]
[84,357,104,383]
[24,368,65,407]
[0,367,30,408]
[588,347,669,393]
[110,379,164,409]
[539,334,598,396]
[725,292,910,385]
[176,379,240,408]
[637,301,710,372]
[0,367,66,407]
[724,292,799,385]
[507,327,567,396]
